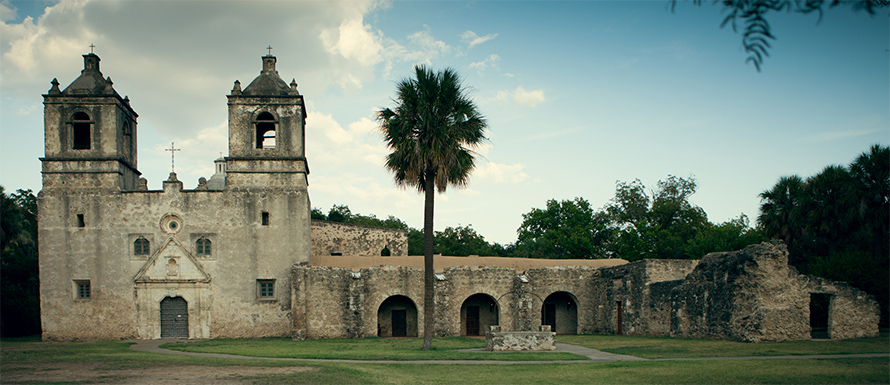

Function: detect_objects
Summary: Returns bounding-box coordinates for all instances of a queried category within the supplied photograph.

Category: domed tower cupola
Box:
[41,52,140,192]
[226,53,307,190]
[241,55,294,96]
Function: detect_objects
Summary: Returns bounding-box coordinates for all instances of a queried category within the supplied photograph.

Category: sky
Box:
[1,0,887,245]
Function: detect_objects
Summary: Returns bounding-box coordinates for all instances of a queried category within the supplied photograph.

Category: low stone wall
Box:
[486,325,556,351]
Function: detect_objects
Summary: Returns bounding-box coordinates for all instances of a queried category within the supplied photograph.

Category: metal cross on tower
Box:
[165,142,181,173]
[89,44,96,54]
[266,45,273,55]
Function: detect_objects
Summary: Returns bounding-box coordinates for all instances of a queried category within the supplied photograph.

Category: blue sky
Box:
[1,1,887,245]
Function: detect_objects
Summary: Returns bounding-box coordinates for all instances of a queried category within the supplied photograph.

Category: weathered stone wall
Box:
[291,264,606,339]
[310,220,407,257]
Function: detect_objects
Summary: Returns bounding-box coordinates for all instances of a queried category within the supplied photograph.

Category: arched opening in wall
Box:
[72,112,91,150]
[255,112,277,149]
[377,295,418,337]
[810,292,833,339]
[381,247,391,256]
[461,293,499,336]
[541,291,578,335]
[160,296,189,339]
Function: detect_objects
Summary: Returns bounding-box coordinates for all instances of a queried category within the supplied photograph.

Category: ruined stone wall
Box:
[39,182,310,341]
[797,274,879,340]
[310,220,407,257]
[594,259,699,337]
[668,241,878,342]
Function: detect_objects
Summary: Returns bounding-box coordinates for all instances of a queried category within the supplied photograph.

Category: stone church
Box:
[38,53,879,342]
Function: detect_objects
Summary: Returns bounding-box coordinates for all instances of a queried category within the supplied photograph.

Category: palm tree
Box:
[758,175,806,265]
[378,65,487,350]
[849,144,890,262]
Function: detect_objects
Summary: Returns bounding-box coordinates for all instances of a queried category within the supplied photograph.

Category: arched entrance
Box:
[541,291,578,335]
[160,296,189,339]
[461,294,499,336]
[377,295,418,337]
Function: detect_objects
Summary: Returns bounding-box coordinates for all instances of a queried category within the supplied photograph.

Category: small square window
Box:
[75,280,91,299]
[76,214,85,227]
[257,279,275,299]
[261,212,270,226]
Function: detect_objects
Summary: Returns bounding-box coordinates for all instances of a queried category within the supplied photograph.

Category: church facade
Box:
[39,53,312,340]
[38,53,879,342]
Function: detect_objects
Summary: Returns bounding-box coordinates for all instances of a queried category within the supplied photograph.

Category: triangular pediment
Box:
[134,237,211,283]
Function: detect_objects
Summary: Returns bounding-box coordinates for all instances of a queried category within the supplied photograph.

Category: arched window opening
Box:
[381,247,391,256]
[134,237,150,256]
[72,112,91,150]
[255,112,276,149]
[196,237,212,256]
[461,293,499,336]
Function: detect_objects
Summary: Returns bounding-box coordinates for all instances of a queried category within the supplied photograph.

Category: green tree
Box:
[327,204,352,223]
[1,187,41,337]
[606,175,708,260]
[435,225,494,256]
[515,198,613,259]
[378,65,487,350]
[757,175,806,260]
[849,144,890,262]
[686,214,766,258]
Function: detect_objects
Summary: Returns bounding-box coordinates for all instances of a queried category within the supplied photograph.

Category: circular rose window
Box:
[160,214,183,234]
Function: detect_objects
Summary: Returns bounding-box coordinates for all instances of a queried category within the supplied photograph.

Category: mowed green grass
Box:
[161,336,584,361]
[556,333,890,359]
[2,335,888,384]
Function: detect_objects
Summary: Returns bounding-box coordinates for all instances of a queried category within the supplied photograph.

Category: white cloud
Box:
[0,0,16,22]
[461,30,497,48]
[468,54,499,75]
[474,161,528,183]
[320,17,384,68]
[496,86,546,108]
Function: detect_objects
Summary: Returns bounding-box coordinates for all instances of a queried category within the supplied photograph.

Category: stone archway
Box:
[541,291,578,335]
[160,296,189,339]
[377,295,418,337]
[461,293,499,336]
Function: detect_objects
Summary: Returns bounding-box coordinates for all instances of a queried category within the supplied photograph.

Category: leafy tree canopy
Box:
[1,186,41,337]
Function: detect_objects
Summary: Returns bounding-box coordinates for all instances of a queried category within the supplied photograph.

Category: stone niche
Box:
[485,325,556,352]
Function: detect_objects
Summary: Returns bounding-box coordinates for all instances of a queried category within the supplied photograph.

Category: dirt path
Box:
[0,362,315,384]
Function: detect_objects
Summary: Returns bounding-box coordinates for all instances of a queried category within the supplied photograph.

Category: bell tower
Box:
[226,54,308,189]
[41,53,140,192]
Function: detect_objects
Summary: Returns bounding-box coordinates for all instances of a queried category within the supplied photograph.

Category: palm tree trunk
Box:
[422,175,435,351]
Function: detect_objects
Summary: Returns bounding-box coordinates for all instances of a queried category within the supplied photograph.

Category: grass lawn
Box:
[556,333,890,359]
[2,335,887,384]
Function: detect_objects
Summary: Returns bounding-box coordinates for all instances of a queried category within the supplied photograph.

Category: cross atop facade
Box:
[266,45,273,55]
[165,142,181,173]
[89,44,96,54]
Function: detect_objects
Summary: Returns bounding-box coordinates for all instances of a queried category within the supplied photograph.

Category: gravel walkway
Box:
[128,339,888,364]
